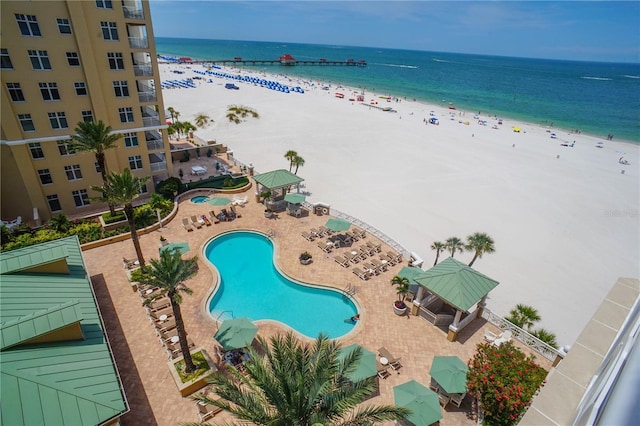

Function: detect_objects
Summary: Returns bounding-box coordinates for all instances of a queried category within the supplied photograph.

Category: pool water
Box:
[191,195,209,204]
[205,231,358,338]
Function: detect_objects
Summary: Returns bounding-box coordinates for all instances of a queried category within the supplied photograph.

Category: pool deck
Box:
[83,188,552,425]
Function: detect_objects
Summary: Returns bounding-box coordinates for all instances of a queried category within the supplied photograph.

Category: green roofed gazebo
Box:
[253,169,304,191]
[412,257,499,341]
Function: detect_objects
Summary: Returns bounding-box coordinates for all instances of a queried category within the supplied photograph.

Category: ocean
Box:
[155,37,640,143]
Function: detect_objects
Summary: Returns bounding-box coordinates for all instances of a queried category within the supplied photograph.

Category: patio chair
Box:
[493,330,513,346]
[166,336,195,359]
[190,215,203,229]
[334,255,350,268]
[301,231,315,242]
[438,393,452,407]
[230,205,241,218]
[353,228,367,239]
[344,231,359,242]
[154,317,177,334]
[366,241,382,253]
[182,217,193,231]
[318,226,332,236]
[148,297,171,312]
[344,251,360,264]
[483,327,499,343]
[377,365,391,380]
[209,210,220,224]
[149,306,172,321]
[232,195,248,206]
[387,251,403,264]
[378,347,402,372]
[371,258,387,272]
[362,262,379,276]
[310,228,322,238]
[352,267,369,281]
[317,241,332,253]
[197,401,223,422]
[450,392,465,408]
[122,257,138,269]
[359,245,373,256]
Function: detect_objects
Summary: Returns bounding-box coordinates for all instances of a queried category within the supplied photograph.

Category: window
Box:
[29,142,44,159]
[94,162,102,173]
[139,183,148,194]
[57,18,72,34]
[65,164,83,181]
[74,82,87,96]
[66,52,80,66]
[81,110,94,122]
[7,83,25,102]
[113,80,129,97]
[107,52,124,70]
[28,50,51,70]
[72,189,90,207]
[19,114,35,132]
[15,14,41,36]
[38,169,53,185]
[47,194,62,212]
[119,107,134,123]
[124,132,139,147]
[100,21,118,40]
[48,112,68,129]
[39,82,60,101]
[1,49,13,69]
[96,0,113,9]
[128,155,143,170]
[57,139,75,156]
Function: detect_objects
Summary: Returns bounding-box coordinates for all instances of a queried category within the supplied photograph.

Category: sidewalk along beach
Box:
[159,62,639,347]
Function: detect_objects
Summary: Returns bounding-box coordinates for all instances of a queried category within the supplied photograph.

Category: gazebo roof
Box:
[413,257,499,312]
[253,169,304,190]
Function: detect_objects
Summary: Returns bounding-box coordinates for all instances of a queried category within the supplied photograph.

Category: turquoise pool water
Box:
[205,231,358,338]
[191,195,209,204]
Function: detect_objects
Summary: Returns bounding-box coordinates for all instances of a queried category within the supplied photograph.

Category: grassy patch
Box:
[174,351,212,383]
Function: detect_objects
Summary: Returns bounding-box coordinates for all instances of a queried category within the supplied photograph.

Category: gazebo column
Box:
[476,295,488,318]
[447,309,464,342]
[410,286,425,316]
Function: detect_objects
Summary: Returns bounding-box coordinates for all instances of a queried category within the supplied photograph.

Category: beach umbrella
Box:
[159,242,190,256]
[214,317,258,351]
[284,193,306,204]
[393,380,443,426]
[208,196,231,206]
[429,356,469,394]
[325,218,351,232]
[337,344,377,382]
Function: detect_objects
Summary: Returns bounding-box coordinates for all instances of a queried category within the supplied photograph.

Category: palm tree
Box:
[465,232,495,266]
[444,236,465,258]
[391,275,410,308]
[430,241,445,266]
[505,304,541,331]
[49,213,72,233]
[194,113,211,128]
[182,121,197,138]
[284,150,298,172]
[92,169,149,266]
[531,328,558,349]
[190,332,408,425]
[292,155,305,174]
[71,120,121,215]
[167,106,176,123]
[137,250,199,372]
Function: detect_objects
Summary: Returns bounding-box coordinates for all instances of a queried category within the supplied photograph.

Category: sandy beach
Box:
[159,63,639,347]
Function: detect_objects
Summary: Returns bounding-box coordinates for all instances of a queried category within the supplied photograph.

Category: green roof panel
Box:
[0,244,68,274]
[253,169,304,190]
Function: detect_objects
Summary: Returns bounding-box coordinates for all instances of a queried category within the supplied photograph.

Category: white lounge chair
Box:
[493,330,513,346]
[232,195,248,206]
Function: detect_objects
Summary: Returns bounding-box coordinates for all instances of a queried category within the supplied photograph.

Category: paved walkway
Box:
[84,186,551,425]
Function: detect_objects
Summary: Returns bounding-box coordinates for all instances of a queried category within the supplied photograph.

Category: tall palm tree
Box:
[91,169,149,266]
[444,236,465,258]
[194,113,211,128]
[71,120,121,215]
[284,150,298,172]
[430,241,445,266]
[138,250,198,372]
[167,106,180,123]
[190,332,408,425]
[465,232,495,266]
[505,304,541,331]
[292,155,305,174]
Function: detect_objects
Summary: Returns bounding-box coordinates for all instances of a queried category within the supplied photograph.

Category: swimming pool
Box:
[191,195,209,204]
[205,231,358,338]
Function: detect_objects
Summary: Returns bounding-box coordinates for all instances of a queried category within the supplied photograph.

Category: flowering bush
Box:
[467,341,547,425]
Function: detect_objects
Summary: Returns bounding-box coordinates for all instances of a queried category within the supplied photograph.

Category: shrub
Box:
[467,342,547,426]
[157,177,185,199]
[102,211,126,224]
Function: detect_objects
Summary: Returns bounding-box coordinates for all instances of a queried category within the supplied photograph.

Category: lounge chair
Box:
[377,364,391,379]
[209,210,220,224]
[122,257,138,269]
[310,228,322,238]
[366,241,382,253]
[301,231,315,242]
[182,217,193,231]
[232,195,248,206]
[200,214,212,226]
[378,347,402,371]
[344,251,360,264]
[229,205,241,218]
[334,255,350,268]
[353,228,366,239]
[317,241,332,253]
[197,401,223,422]
[387,251,402,264]
[190,215,203,229]
[371,258,387,272]
[352,267,369,281]
[362,262,379,276]
[318,226,332,236]
[344,230,359,242]
[493,330,513,346]
[166,336,195,359]
[149,307,172,321]
[147,297,171,312]
[359,245,373,256]
[483,327,499,343]
[154,317,177,334]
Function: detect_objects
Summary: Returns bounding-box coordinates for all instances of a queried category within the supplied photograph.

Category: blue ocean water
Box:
[156,37,640,143]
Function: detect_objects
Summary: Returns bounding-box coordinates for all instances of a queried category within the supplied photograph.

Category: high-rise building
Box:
[1,0,170,224]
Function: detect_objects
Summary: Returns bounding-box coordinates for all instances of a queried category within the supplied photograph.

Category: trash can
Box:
[315,206,323,216]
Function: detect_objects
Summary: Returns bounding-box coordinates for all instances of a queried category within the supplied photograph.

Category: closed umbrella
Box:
[214,317,258,351]
[159,242,190,256]
[429,356,468,394]
[284,193,306,204]
[208,197,231,206]
[325,218,351,232]
[337,344,377,382]
[394,380,443,425]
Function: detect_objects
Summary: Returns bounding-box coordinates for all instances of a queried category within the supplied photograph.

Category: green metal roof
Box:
[413,257,499,312]
[253,169,304,190]
[0,236,128,425]
[0,244,68,274]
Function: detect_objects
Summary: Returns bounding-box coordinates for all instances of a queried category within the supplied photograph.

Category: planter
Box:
[393,302,408,316]
[264,211,273,218]
[300,258,312,265]
[168,347,217,397]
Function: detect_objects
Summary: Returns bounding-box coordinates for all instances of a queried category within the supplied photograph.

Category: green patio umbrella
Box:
[325,218,351,232]
[214,317,258,351]
[208,196,231,206]
[394,380,443,426]
[429,356,469,394]
[337,344,377,382]
[284,193,306,204]
[159,242,190,256]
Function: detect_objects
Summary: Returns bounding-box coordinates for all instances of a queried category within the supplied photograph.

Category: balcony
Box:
[146,139,163,150]
[150,161,167,172]
[138,90,157,103]
[149,152,167,172]
[142,116,160,126]
[128,36,149,49]
[133,64,153,76]
[123,6,144,19]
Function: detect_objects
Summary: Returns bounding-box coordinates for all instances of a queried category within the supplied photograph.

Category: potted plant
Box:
[206,148,213,158]
[179,168,184,179]
[160,235,168,246]
[264,208,273,218]
[299,251,313,265]
[391,275,410,316]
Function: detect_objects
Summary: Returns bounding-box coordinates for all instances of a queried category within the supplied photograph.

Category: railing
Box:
[146,139,163,151]
[481,308,563,361]
[133,64,153,76]
[142,116,160,126]
[123,6,144,19]
[138,90,157,102]
[149,162,167,172]
[128,36,149,49]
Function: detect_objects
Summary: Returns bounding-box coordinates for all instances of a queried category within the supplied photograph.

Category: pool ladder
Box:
[343,284,356,296]
[267,229,276,238]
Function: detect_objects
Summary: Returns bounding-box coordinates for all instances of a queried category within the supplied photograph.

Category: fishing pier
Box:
[159,54,367,67]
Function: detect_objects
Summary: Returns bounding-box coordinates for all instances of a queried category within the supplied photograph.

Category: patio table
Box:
[191,165,207,175]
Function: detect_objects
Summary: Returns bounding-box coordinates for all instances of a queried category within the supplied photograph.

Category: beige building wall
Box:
[1,0,171,224]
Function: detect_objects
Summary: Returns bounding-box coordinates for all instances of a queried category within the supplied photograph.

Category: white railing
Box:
[142,116,160,126]
[128,36,148,49]
[481,308,563,361]
[133,64,153,76]
[123,6,144,19]
[149,162,167,172]
[138,91,156,102]
[146,139,163,150]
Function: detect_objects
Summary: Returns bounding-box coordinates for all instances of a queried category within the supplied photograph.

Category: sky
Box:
[149,1,640,63]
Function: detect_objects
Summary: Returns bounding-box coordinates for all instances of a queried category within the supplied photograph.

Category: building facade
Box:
[1,0,170,224]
